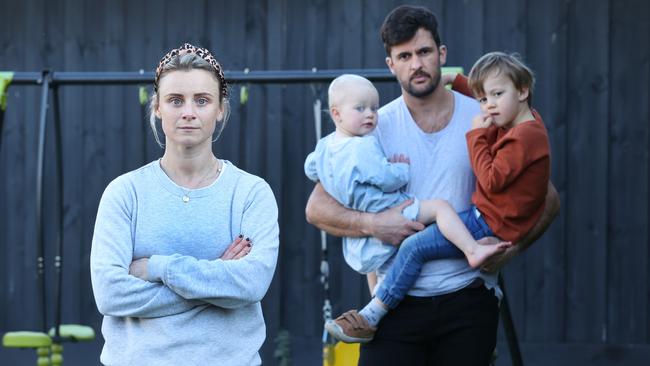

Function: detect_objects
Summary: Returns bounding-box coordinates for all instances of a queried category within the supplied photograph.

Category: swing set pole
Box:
[35,71,51,334]
[51,84,64,341]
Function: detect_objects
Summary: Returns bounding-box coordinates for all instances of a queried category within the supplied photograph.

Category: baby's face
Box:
[335,86,380,137]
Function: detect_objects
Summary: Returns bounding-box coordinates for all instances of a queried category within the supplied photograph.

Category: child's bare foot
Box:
[466,238,512,268]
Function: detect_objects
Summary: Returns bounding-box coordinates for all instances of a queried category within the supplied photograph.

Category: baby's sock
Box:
[358,298,388,328]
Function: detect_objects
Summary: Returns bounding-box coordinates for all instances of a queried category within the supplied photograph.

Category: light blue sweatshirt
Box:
[90,160,279,366]
[304,133,419,273]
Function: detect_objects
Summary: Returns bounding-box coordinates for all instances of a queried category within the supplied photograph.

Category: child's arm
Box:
[442,72,474,99]
[304,151,320,182]
[467,123,548,193]
[352,137,410,192]
[451,74,474,98]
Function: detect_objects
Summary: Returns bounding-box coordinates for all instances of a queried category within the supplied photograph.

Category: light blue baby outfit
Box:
[304,133,419,273]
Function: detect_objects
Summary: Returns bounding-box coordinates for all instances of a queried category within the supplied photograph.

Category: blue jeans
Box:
[375,206,494,309]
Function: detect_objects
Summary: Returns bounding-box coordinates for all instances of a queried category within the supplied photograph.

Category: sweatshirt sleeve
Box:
[304,150,319,182]
[147,181,279,309]
[466,125,542,193]
[90,179,202,318]
[351,137,410,192]
[451,74,474,98]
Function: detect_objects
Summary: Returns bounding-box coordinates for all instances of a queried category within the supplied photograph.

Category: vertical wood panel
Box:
[0,0,30,333]
[565,0,609,342]
[210,0,245,166]
[442,0,484,73]
[21,0,44,332]
[60,0,91,329]
[261,0,285,362]
[608,0,649,343]
[481,0,529,341]
[281,0,318,355]
[524,0,569,342]
[242,0,267,177]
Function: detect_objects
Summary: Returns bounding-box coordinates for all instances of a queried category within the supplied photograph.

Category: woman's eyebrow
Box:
[194,92,215,97]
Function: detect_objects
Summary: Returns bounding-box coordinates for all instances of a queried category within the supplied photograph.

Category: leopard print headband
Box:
[154,43,229,98]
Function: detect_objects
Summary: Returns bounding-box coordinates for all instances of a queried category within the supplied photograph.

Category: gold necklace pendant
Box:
[177,158,221,204]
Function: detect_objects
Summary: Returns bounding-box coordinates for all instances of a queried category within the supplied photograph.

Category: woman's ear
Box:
[216,101,225,121]
[154,99,162,119]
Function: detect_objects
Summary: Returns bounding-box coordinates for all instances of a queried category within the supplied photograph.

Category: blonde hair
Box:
[148,53,231,147]
[468,52,535,106]
[327,74,377,110]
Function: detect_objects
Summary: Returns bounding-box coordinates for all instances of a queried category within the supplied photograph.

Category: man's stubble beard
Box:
[402,70,441,98]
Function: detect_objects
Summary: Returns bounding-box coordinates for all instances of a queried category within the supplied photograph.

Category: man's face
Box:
[385,28,447,98]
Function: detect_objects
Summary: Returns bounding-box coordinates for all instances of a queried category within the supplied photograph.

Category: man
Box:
[305,5,560,365]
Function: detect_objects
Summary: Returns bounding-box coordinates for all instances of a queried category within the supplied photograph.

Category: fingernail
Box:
[245,237,250,241]
[247,243,252,248]
[238,234,243,238]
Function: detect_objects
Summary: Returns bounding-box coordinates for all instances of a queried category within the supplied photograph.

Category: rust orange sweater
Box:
[452,74,550,242]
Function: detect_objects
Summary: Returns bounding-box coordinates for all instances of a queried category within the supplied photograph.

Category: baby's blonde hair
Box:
[328,74,377,110]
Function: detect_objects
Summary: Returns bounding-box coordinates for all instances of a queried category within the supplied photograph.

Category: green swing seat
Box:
[3,325,94,366]
[2,331,52,348]
[2,324,94,347]
[47,324,95,342]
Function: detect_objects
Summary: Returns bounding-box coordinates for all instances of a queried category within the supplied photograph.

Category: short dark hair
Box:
[380,5,442,55]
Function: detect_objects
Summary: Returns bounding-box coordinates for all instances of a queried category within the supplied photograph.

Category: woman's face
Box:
[155,69,224,149]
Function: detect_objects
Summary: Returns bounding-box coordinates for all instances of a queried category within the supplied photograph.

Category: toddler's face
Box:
[476,72,527,129]
[335,86,379,137]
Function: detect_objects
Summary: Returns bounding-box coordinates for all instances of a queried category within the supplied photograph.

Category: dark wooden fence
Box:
[1,0,648,365]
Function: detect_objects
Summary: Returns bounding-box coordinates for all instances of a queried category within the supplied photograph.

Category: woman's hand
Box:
[129,258,149,280]
[220,235,252,260]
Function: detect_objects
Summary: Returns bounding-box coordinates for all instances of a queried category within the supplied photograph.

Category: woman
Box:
[90,43,279,366]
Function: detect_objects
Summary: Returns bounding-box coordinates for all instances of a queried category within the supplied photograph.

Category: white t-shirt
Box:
[374,91,500,297]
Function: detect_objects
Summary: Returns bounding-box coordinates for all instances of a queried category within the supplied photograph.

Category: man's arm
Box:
[480,181,561,272]
[305,183,424,245]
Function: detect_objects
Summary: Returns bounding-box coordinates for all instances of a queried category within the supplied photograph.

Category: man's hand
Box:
[368,200,424,245]
[388,153,410,164]
[220,235,252,260]
[129,258,149,280]
[480,182,561,272]
[471,114,493,130]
